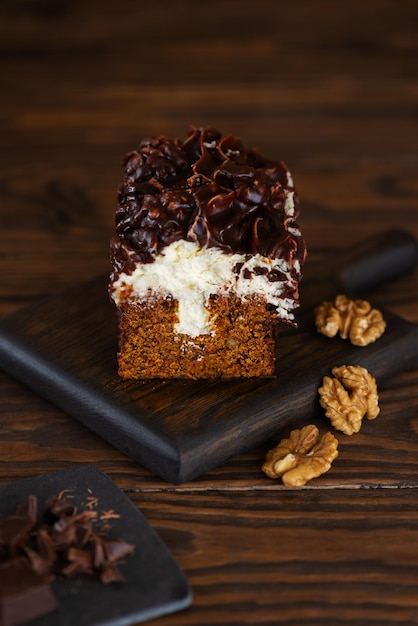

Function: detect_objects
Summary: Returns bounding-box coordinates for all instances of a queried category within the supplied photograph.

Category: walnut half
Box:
[315,294,386,346]
[262,425,339,487]
[318,365,380,435]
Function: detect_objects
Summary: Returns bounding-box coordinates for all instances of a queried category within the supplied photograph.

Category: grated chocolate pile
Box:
[0,494,135,626]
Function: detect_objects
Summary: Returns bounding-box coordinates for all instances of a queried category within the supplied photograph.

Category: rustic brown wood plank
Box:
[130,487,418,625]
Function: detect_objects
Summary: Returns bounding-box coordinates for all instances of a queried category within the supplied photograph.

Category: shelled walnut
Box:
[262,425,339,487]
[318,365,380,435]
[314,294,386,346]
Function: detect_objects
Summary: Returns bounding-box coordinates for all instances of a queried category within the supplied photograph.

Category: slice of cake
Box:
[109,126,306,379]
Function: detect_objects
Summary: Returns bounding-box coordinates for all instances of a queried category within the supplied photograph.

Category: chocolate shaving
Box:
[110,125,306,283]
[100,509,121,521]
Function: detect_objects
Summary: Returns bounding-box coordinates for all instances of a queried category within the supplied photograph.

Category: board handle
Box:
[301,229,418,308]
[336,229,418,294]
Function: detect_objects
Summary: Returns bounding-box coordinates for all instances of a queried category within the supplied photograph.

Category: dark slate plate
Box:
[0,466,192,626]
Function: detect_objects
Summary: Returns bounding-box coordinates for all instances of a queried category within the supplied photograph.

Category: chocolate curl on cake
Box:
[111,125,306,279]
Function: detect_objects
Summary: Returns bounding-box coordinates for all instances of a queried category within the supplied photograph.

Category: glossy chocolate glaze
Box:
[110,126,306,282]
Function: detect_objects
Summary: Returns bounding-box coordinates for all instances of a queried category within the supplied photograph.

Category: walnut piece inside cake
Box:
[109,125,306,379]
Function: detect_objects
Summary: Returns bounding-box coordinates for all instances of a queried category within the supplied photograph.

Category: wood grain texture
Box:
[1,0,418,623]
[0,246,417,483]
[134,488,418,625]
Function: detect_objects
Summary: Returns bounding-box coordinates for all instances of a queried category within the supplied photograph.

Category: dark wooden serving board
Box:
[1,230,418,484]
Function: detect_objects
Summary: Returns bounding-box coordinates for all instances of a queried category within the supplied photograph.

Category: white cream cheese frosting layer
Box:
[111,239,301,337]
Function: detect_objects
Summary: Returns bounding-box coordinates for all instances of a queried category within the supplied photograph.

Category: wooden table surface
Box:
[1,1,418,624]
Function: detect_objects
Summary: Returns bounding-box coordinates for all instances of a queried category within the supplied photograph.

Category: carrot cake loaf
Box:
[109,126,306,379]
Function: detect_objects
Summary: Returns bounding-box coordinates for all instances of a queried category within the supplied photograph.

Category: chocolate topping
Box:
[111,126,306,280]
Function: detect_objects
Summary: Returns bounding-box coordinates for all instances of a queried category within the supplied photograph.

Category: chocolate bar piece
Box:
[0,556,57,626]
